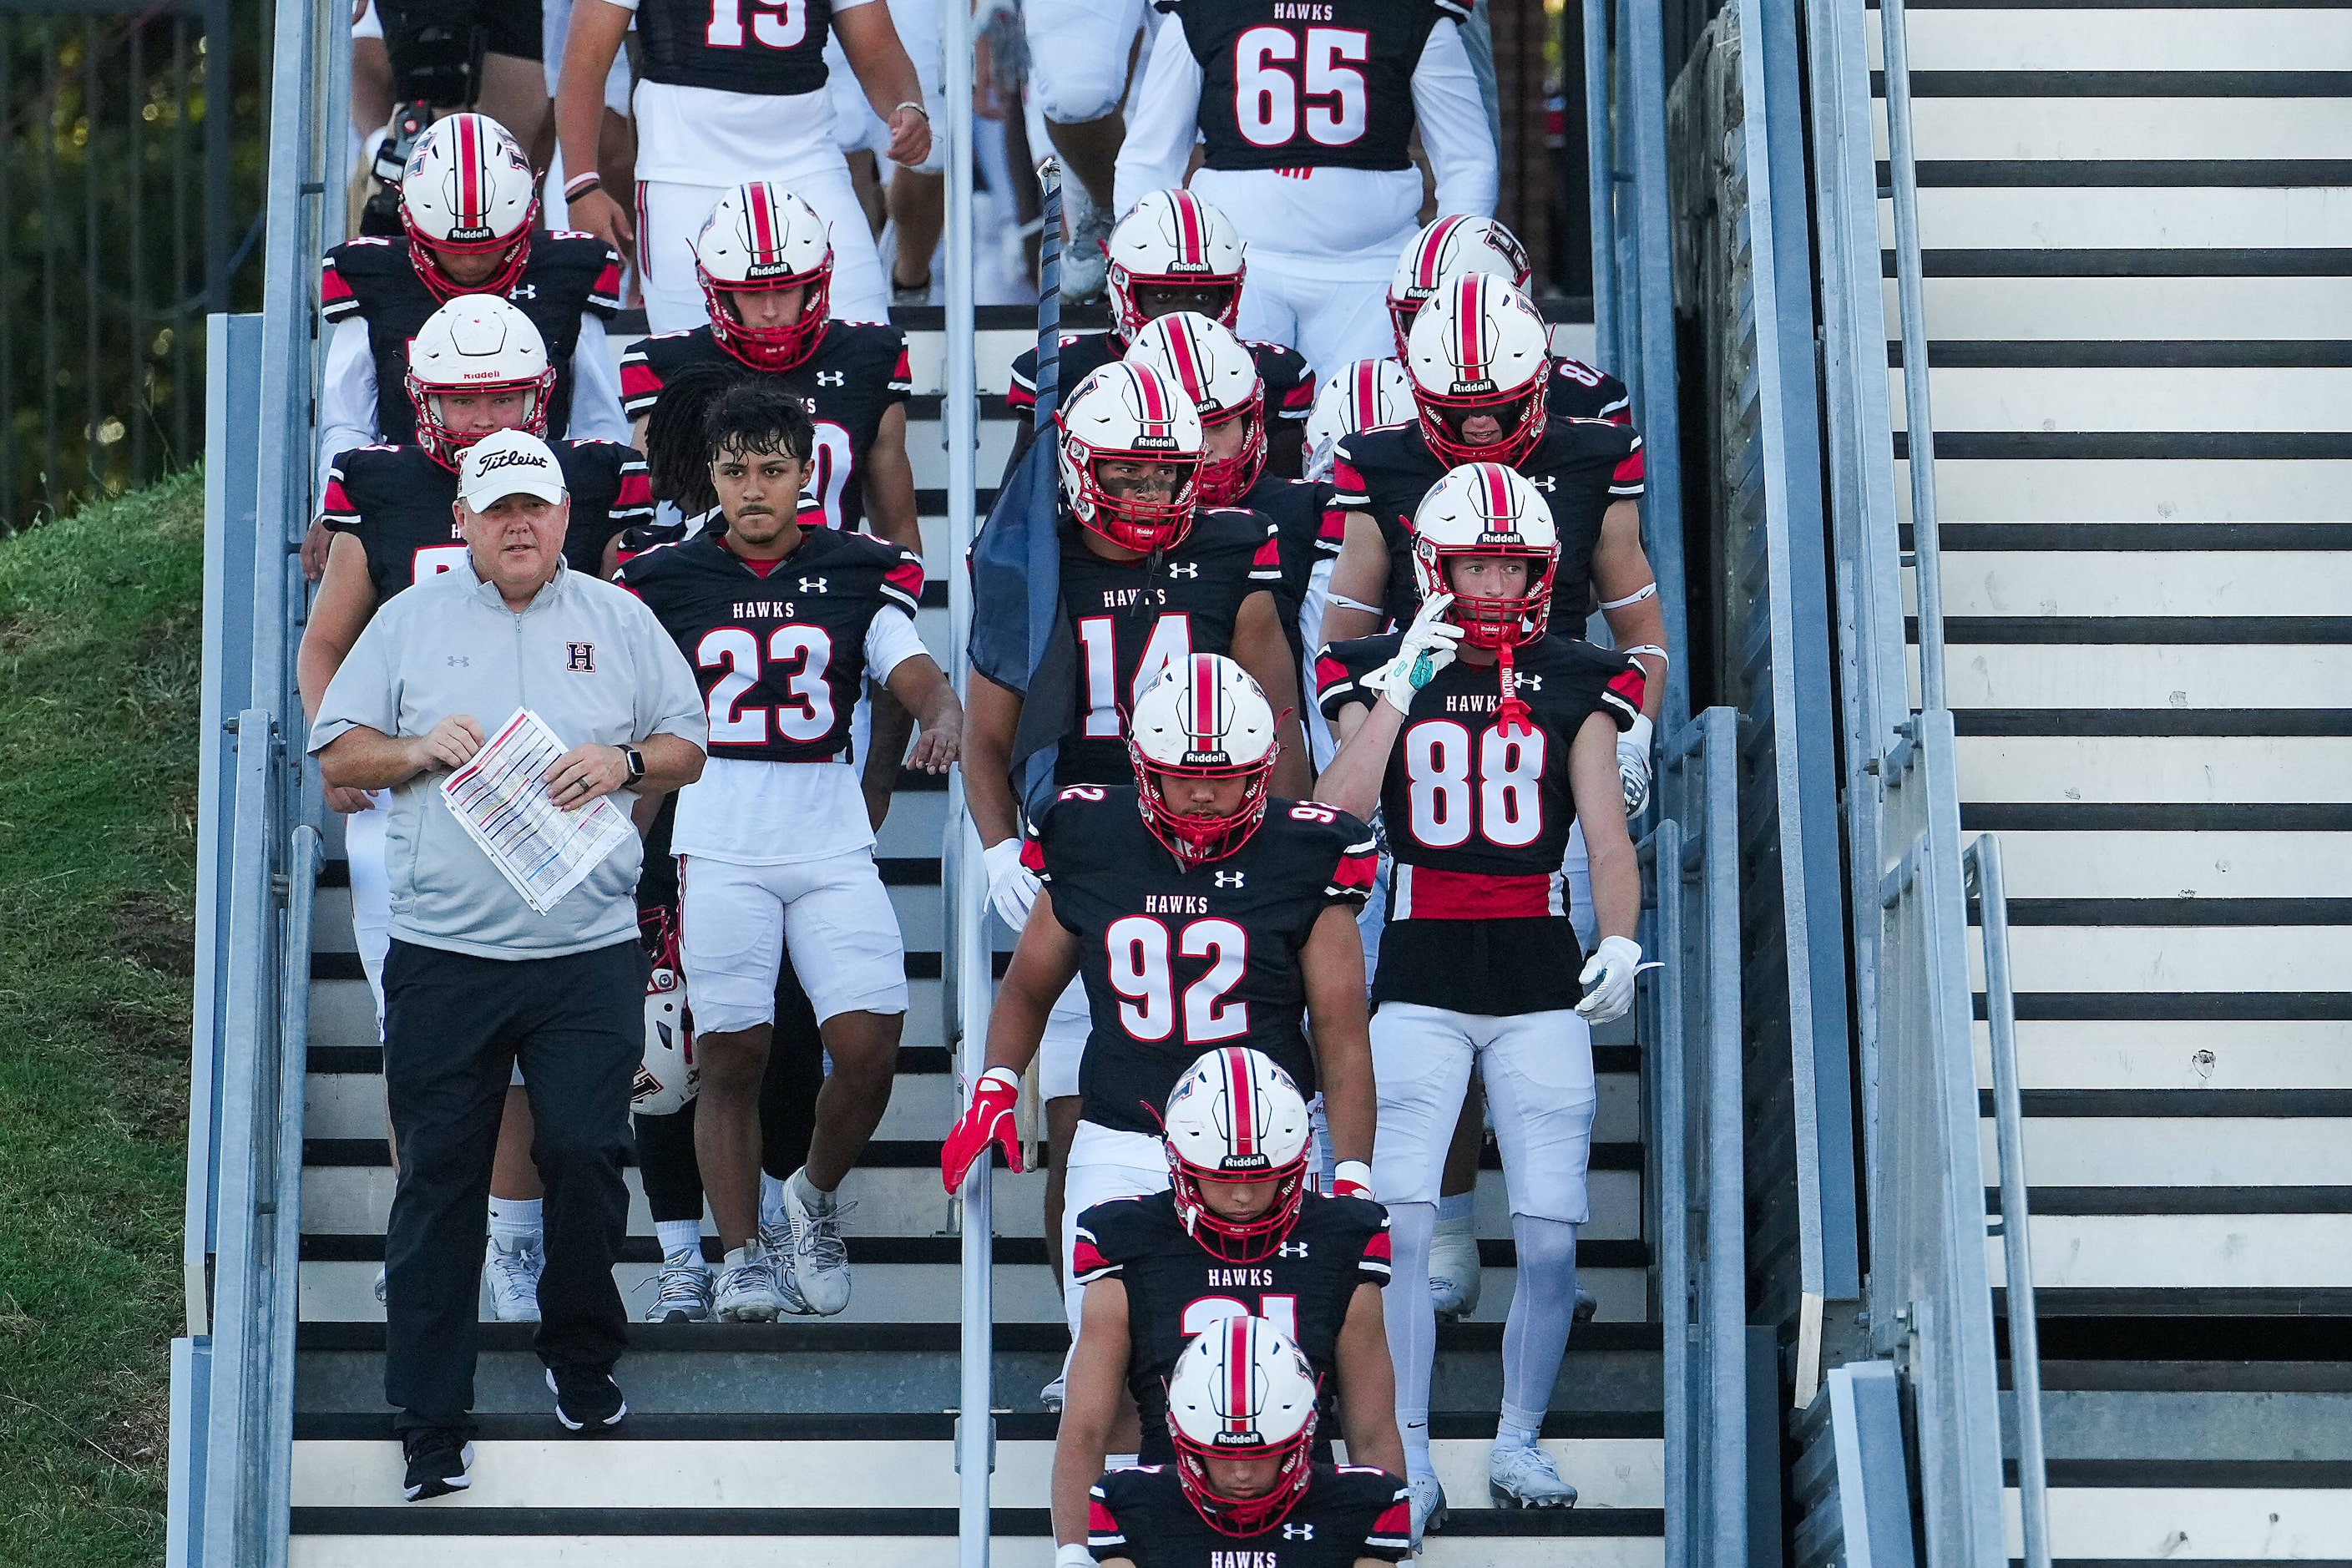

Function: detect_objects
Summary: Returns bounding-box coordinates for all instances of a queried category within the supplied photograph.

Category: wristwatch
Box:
[620,745,645,783]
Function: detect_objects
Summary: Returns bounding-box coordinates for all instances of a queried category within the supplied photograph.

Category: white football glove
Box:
[983,837,1040,932]
[1575,934,1642,1025]
[1365,593,1463,714]
[1617,711,1655,817]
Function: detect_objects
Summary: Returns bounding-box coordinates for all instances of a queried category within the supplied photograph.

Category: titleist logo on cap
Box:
[473,448,551,475]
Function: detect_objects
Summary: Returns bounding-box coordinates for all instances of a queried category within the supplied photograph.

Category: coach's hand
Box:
[407,714,485,775]
[942,1065,1024,1190]
[544,743,631,808]
[1575,934,1642,1026]
[566,185,635,262]
[325,785,380,817]
[886,104,932,169]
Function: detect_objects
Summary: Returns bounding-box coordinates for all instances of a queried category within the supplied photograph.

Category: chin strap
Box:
[1494,641,1534,738]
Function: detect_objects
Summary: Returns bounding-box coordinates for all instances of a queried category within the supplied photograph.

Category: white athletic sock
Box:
[1383,1200,1439,1477]
[1105,1452,1138,1471]
[487,1197,542,1243]
[1494,1414,1542,1452]
[792,1165,837,1211]
[655,1219,704,1261]
[1436,1191,1474,1226]
[1500,1215,1580,1439]
[760,1171,788,1225]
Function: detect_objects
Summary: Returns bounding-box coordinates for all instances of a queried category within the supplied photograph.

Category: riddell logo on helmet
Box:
[1181,748,1231,766]
[1451,374,1499,394]
[1130,432,1179,450]
[447,224,496,243]
[1217,1152,1272,1172]
[1161,257,1211,273]
[1475,529,1524,545]
[744,258,794,280]
[1210,1429,1267,1449]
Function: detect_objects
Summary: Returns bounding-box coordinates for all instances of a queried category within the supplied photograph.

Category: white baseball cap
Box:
[458,429,567,510]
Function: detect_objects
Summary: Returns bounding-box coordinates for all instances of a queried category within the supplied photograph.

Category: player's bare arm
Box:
[862,402,924,554]
[1317,513,1389,645]
[981,891,1084,1078]
[1591,499,1667,717]
[1052,1277,1132,1546]
[1302,904,1376,1168]
[963,670,1026,848]
[554,0,636,255]
[884,651,964,774]
[1571,710,1641,942]
[299,533,384,812]
[832,3,933,168]
[1231,589,1311,797]
[1314,697,1404,825]
[629,412,649,454]
[1333,1280,1406,1477]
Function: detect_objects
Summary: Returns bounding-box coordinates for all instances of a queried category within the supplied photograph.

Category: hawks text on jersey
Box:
[320,440,652,601]
[1151,0,1468,175]
[630,0,846,95]
[1049,507,1285,787]
[320,233,623,446]
[1073,1189,1391,1461]
[1331,414,1643,629]
[619,320,913,537]
[1089,1462,1413,1566]
[1318,631,1643,1014]
[618,526,926,764]
[1022,786,1373,1136]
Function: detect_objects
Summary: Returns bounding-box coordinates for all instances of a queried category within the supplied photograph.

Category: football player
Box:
[553,0,930,330]
[948,655,1369,1384]
[616,379,963,1319]
[300,300,652,1323]
[618,183,923,555]
[316,114,629,508]
[1050,1047,1403,1542]
[1004,191,1314,482]
[1383,215,1632,426]
[1316,464,1647,1531]
[962,362,1314,1383]
[1110,0,1497,375]
[1079,1316,1413,1568]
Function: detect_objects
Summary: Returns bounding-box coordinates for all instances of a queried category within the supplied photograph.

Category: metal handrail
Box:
[1963,834,2052,1568]
[1876,0,1947,709]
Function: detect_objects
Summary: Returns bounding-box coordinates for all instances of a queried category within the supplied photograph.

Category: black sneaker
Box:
[546,1364,628,1432]
[401,1431,474,1501]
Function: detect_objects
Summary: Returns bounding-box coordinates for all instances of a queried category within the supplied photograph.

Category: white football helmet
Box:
[1162,1046,1313,1261]
[404,294,555,466]
[1166,1314,1321,1535]
[1123,312,1266,507]
[1388,215,1533,359]
[633,913,697,1115]
[1411,461,1560,650]
[693,182,835,372]
[1105,190,1247,341]
[1404,272,1554,468]
[1056,360,1205,554]
[1302,357,1414,483]
[399,112,538,299]
[1127,655,1280,869]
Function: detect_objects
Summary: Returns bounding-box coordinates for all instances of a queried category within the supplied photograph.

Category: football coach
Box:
[308,429,707,1502]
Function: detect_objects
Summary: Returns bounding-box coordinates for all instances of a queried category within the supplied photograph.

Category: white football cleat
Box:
[1039,1373,1067,1412]
[1408,1472,1449,1542]
[1428,1212,1482,1319]
[714,1243,783,1323]
[644,1247,715,1323]
[774,1175,853,1317]
[1489,1443,1579,1509]
[483,1233,544,1323]
[1060,186,1113,301]
[1575,1286,1599,1324]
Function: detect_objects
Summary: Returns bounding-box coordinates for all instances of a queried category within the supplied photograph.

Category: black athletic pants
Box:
[382,935,645,1439]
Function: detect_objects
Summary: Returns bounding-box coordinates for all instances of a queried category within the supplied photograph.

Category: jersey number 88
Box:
[1404,720,1546,849]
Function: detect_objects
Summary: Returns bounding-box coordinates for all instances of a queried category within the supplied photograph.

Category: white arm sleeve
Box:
[863,604,933,685]
[1112,13,1206,217]
[317,318,381,496]
[564,316,633,444]
[1412,21,1498,220]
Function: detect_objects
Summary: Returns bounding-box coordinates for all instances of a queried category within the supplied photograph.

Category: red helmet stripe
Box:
[1417,215,1465,289]
[1171,191,1205,263]
[1166,319,1206,402]
[1457,278,1486,377]
[1483,462,1514,524]
[1133,365,1170,428]
[1226,1318,1253,1432]
[746,183,778,259]
[1224,1047,1257,1158]
[1191,655,1219,746]
[455,116,481,222]
[1353,359,1378,417]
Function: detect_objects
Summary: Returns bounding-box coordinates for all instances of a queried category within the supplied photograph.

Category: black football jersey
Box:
[1237,471,1343,671]
[1050,507,1285,787]
[1318,631,1643,1014]
[319,232,623,447]
[1023,785,1374,1135]
[1073,1189,1392,1461]
[1549,356,1632,425]
[631,0,842,94]
[320,439,653,602]
[1004,330,1315,481]
[1330,416,1645,629]
[1090,1462,1412,1566]
[619,321,913,538]
[618,525,926,763]
[1154,0,1468,174]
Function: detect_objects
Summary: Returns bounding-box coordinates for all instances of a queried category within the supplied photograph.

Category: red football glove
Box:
[1331,1161,1374,1201]
[942,1065,1024,1191]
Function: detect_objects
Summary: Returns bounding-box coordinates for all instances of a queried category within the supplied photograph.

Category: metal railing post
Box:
[1876,0,1947,708]
[1580,0,1616,372]
[1645,816,1688,1568]
[1696,710,1747,1556]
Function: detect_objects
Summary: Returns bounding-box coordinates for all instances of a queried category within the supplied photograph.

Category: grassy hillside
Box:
[0,470,206,1566]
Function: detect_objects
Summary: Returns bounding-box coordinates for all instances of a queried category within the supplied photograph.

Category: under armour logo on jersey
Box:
[1277,1241,1309,1257]
[817,370,846,386]
[1513,672,1543,693]
[1213,870,1246,888]
[446,655,470,667]
[1282,1523,1316,1541]
[1166,562,1199,578]
[1525,473,1557,493]
[798,577,828,593]
[508,283,538,301]
[566,642,596,671]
